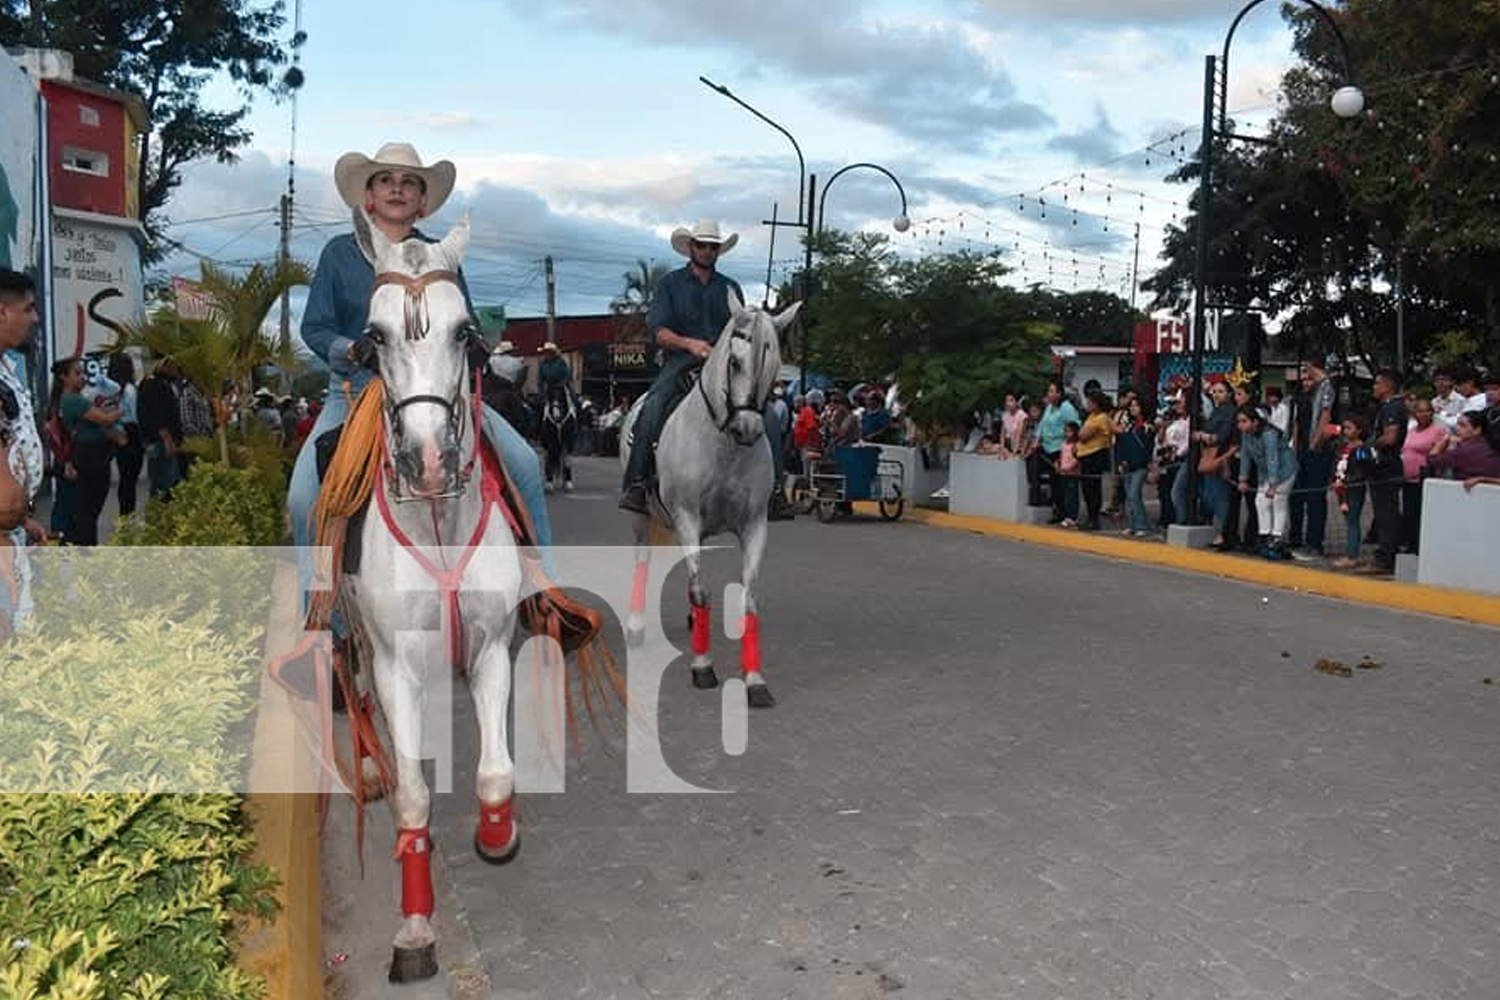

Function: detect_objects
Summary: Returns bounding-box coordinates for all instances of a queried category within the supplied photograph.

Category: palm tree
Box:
[609,259,671,341]
[110,258,311,463]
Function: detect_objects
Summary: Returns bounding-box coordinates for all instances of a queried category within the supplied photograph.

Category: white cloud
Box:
[359,110,490,133]
[502,0,1052,153]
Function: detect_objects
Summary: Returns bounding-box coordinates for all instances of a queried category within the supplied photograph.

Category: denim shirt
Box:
[1240,425,1298,484]
[646,265,745,355]
[301,231,477,391]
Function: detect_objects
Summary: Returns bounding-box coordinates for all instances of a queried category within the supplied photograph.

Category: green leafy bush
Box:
[0,457,289,998]
[113,462,286,548]
[0,795,277,1000]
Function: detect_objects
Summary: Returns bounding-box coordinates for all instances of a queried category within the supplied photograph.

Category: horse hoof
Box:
[747,683,776,709]
[625,627,646,649]
[691,666,719,689]
[474,828,521,866]
[388,943,438,983]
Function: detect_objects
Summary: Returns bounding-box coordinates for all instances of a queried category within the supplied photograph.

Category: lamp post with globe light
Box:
[1182,0,1363,529]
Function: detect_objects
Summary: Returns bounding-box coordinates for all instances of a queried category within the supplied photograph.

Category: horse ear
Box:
[771,300,803,332]
[437,214,471,268]
[354,208,384,265]
[726,287,746,320]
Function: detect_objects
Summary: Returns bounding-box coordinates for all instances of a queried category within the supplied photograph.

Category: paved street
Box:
[347,454,1498,1000]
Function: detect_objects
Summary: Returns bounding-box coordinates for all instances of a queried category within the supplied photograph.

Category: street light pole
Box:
[815,162,911,236]
[1184,0,1362,528]
[699,76,806,227]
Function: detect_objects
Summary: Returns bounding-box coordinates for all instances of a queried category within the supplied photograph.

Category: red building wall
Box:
[42,80,129,217]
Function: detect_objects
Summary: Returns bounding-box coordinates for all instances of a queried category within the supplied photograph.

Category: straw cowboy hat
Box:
[670,219,739,257]
[491,340,516,354]
[541,341,560,354]
[334,142,457,216]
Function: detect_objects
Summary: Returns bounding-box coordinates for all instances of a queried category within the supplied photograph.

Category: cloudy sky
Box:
[162,0,1312,324]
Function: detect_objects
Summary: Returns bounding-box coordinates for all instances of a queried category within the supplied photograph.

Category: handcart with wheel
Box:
[809,445,905,523]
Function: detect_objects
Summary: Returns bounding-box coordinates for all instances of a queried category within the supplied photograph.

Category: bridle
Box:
[371,268,481,502]
[697,322,773,439]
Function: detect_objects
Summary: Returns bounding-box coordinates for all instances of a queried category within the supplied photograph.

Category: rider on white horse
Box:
[618,219,743,514]
[288,142,551,610]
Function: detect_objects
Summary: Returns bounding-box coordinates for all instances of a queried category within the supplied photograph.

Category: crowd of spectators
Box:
[958,363,1500,576]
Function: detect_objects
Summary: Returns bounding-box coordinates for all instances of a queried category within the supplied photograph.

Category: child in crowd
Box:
[1055,421,1081,528]
[1330,415,1370,569]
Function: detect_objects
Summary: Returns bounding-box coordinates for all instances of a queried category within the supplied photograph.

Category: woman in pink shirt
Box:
[1400,397,1448,553]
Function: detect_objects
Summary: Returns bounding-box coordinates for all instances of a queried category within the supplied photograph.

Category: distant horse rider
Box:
[538,341,572,407]
[619,218,743,514]
[478,338,528,434]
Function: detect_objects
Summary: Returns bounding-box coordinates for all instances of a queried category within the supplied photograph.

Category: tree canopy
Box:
[1,1,290,259]
[1145,0,1500,372]
[794,231,1062,430]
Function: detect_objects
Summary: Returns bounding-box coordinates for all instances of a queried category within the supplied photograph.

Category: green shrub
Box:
[113,462,285,548]
[0,794,277,1000]
[0,457,289,998]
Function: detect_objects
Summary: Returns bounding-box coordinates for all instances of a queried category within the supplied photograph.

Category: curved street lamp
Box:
[816,162,911,236]
[1183,0,1363,530]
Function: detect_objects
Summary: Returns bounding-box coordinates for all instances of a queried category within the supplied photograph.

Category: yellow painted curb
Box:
[238,563,324,1000]
[858,502,1500,629]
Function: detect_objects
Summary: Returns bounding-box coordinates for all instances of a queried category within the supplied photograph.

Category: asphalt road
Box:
[342,454,1499,1000]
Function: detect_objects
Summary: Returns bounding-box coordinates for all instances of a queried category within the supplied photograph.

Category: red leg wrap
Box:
[395,828,434,918]
[630,562,649,615]
[477,798,515,851]
[741,613,761,674]
[691,602,711,657]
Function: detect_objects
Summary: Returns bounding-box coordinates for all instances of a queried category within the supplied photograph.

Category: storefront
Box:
[581,340,662,409]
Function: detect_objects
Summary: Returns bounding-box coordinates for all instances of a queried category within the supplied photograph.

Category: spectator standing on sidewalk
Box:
[1289,360,1337,561]
[1055,421,1081,528]
[1362,369,1407,575]
[1156,394,1189,527]
[1115,396,1155,537]
[1075,389,1115,531]
[1330,415,1371,569]
[1399,397,1448,554]
[1236,404,1299,559]
[1431,370,1466,428]
[1038,380,1079,524]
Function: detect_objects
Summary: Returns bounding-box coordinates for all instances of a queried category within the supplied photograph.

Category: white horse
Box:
[620,292,800,707]
[347,217,525,983]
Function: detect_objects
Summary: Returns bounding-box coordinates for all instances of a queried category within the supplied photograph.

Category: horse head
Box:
[701,291,800,447]
[366,216,476,499]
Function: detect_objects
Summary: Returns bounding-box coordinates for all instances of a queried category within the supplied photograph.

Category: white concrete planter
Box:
[949,452,1038,522]
[1417,479,1500,596]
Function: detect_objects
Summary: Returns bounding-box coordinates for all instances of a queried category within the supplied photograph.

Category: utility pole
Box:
[800,173,816,381]
[1129,223,1142,313]
[277,192,292,393]
[544,255,557,343]
[1394,245,1405,374]
[763,202,778,307]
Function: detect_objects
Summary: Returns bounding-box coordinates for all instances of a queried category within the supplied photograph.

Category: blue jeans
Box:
[1342,485,1365,560]
[289,378,552,615]
[1124,468,1151,533]
[1202,474,1230,532]
[145,440,182,497]
[1290,448,1333,552]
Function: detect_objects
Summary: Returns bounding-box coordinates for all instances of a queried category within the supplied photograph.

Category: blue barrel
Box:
[833,445,880,501]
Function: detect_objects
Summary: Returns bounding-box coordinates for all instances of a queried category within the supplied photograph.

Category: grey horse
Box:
[620,291,801,707]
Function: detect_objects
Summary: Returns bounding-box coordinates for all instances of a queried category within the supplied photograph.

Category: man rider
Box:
[619,219,744,514]
[288,142,552,602]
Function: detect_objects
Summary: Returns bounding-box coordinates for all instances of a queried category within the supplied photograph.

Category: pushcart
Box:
[806,445,905,523]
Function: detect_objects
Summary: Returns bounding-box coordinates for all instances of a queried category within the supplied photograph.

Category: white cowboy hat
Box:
[334,142,457,216]
[670,219,739,257]
[541,341,560,353]
[491,340,515,354]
